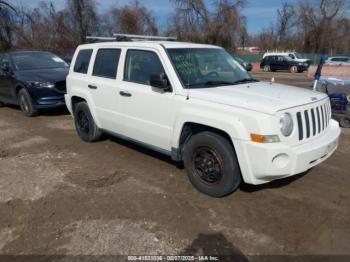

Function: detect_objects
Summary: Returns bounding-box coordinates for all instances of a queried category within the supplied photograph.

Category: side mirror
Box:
[150,73,170,91]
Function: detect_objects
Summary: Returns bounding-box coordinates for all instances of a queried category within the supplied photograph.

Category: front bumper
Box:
[240,119,341,185]
[27,86,66,109]
[35,96,66,109]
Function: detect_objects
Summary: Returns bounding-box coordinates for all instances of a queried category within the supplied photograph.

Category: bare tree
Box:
[276,3,296,45]
[297,0,346,52]
[65,0,99,44]
[0,0,17,50]
[104,0,158,35]
[168,0,247,49]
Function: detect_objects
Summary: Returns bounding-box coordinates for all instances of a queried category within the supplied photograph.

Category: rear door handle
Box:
[119,91,132,97]
[88,84,98,90]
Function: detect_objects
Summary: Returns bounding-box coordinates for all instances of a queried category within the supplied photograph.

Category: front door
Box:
[116,49,175,151]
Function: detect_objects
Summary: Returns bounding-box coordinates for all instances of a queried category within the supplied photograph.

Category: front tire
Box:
[0,101,4,107]
[18,89,38,117]
[290,66,298,73]
[183,131,241,197]
[74,102,102,142]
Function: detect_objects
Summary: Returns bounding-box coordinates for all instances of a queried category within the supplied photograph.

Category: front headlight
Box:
[26,81,55,88]
[280,113,294,136]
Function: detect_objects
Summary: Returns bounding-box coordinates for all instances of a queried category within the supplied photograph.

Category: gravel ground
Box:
[0,72,349,261]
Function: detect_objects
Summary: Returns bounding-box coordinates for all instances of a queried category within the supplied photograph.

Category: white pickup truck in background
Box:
[65,38,341,197]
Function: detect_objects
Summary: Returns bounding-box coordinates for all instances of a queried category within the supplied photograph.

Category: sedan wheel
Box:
[263,65,270,72]
[18,89,38,117]
[290,66,298,73]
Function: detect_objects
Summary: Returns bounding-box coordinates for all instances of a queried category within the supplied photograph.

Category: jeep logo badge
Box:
[311,97,317,101]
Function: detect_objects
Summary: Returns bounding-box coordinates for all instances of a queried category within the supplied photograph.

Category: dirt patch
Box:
[47,118,75,131]
[85,171,129,188]
[10,136,48,149]
[0,228,18,251]
[0,153,66,202]
[58,219,184,255]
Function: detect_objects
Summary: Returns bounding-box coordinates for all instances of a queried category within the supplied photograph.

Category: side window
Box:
[93,49,121,79]
[0,54,10,68]
[73,49,93,74]
[124,50,165,85]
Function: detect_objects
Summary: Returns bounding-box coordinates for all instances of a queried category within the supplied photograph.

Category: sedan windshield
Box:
[167,48,257,88]
[11,52,69,71]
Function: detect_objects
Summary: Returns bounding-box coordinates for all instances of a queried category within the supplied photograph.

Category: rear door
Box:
[87,48,122,131]
[276,56,287,70]
[269,56,279,70]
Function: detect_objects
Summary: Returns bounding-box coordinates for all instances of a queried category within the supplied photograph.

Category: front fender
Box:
[171,107,249,150]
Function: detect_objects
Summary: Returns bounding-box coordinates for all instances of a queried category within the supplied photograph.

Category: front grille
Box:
[296,101,330,141]
[54,81,66,93]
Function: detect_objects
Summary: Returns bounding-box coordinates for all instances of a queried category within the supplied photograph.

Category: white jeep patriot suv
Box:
[65,40,341,197]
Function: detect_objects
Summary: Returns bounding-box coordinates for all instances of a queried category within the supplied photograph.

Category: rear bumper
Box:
[239,119,341,184]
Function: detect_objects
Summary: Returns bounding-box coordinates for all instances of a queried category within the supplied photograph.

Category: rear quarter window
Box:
[73,49,93,74]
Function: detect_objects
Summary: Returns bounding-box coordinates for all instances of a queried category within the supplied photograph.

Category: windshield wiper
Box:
[187,80,235,88]
[203,80,236,86]
[231,78,259,85]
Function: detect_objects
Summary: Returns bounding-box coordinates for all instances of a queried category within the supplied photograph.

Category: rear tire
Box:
[183,131,241,197]
[263,65,270,72]
[74,101,102,142]
[18,88,38,117]
[340,116,350,128]
[0,101,4,107]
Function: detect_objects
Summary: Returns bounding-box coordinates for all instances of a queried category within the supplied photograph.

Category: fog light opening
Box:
[272,153,290,169]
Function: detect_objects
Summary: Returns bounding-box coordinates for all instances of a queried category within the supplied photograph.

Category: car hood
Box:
[295,58,310,63]
[16,68,69,83]
[187,82,328,115]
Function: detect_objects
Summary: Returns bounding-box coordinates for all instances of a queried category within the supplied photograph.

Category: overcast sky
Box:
[13,0,302,34]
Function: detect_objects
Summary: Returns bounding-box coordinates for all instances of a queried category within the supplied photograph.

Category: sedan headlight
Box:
[26,81,55,88]
[280,113,294,136]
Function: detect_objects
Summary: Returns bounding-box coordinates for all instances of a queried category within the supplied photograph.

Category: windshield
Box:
[167,48,256,88]
[11,52,69,71]
[294,53,303,59]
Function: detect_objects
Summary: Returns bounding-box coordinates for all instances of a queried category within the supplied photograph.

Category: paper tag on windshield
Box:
[52,57,64,63]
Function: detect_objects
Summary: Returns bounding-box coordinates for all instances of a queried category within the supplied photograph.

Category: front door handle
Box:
[88,84,98,90]
[119,91,132,97]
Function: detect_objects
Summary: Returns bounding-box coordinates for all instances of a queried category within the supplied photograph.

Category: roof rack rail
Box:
[86,36,118,43]
[113,33,177,41]
[86,34,177,43]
